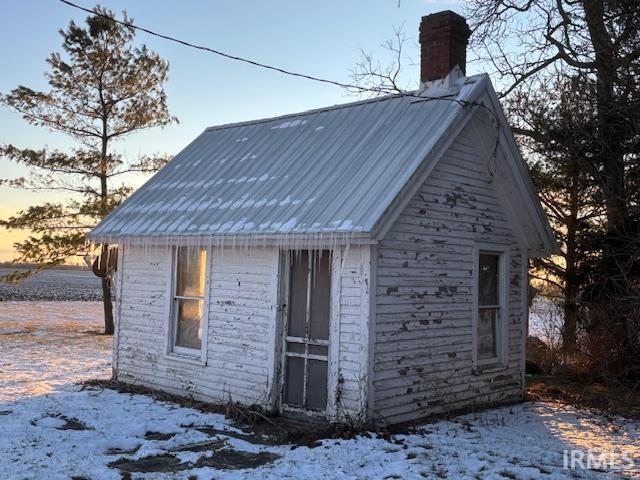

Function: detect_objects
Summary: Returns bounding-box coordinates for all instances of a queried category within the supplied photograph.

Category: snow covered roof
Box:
[90,73,539,248]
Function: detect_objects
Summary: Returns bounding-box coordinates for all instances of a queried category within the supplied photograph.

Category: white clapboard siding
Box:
[334,245,371,419]
[114,246,280,407]
[114,243,372,419]
[373,121,526,424]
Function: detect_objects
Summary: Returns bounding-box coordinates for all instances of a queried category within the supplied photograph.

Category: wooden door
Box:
[282,250,331,412]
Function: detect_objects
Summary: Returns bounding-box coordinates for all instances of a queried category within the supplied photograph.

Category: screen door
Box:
[283,250,331,411]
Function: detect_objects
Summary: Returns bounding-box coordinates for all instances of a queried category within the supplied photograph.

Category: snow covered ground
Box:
[0,301,111,402]
[1,301,638,479]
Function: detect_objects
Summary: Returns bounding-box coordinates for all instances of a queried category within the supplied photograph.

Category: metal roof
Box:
[89,75,486,244]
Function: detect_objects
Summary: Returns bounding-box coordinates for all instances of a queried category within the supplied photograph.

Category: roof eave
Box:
[87,231,377,248]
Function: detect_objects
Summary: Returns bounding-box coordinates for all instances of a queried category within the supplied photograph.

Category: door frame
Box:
[276,248,342,419]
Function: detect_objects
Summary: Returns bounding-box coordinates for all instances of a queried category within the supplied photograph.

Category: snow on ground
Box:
[0,301,111,401]
[529,298,564,344]
[0,302,638,479]
[2,389,638,479]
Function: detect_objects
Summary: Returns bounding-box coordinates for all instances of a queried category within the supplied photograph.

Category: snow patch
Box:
[271,119,307,129]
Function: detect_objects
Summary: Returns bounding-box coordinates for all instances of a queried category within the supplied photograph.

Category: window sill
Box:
[165,351,206,366]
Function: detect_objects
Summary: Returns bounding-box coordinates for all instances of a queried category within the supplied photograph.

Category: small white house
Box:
[90,11,556,424]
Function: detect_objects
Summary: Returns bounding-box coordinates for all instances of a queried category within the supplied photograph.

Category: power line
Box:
[57,0,486,108]
[57,0,502,169]
[58,0,369,93]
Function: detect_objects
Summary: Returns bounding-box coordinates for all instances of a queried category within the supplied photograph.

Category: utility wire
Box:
[58,0,502,176]
[58,0,369,93]
[57,0,485,107]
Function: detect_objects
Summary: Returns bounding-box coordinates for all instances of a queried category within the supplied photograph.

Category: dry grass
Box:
[525,374,640,420]
[79,379,388,446]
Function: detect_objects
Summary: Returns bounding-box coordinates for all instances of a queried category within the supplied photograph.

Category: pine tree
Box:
[508,75,605,352]
[0,6,176,334]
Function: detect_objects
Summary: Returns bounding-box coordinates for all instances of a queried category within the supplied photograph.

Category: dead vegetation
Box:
[80,379,395,447]
[525,375,640,420]
[109,445,280,474]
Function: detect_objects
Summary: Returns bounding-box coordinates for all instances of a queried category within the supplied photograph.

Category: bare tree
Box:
[348,26,417,96]
[466,0,640,382]
[466,0,639,234]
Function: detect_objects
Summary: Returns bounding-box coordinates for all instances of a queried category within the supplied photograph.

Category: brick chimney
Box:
[419,11,471,83]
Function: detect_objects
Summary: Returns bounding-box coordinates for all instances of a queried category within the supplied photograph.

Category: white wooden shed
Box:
[89,11,556,424]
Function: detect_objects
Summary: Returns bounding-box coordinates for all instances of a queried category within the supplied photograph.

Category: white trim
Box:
[112,245,125,379]
[520,251,530,393]
[91,233,377,248]
[162,248,175,357]
[164,246,211,365]
[265,248,281,410]
[478,86,558,255]
[275,251,291,413]
[366,244,378,420]
[472,242,510,370]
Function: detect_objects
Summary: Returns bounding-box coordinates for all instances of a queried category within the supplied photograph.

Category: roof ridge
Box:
[203,73,486,133]
[204,90,417,133]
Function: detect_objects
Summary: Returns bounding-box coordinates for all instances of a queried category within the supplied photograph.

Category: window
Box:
[475,248,508,365]
[171,246,207,353]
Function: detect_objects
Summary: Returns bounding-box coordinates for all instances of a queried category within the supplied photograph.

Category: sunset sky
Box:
[0,0,471,262]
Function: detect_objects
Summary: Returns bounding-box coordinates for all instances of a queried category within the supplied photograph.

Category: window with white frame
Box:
[171,246,207,353]
[475,250,506,363]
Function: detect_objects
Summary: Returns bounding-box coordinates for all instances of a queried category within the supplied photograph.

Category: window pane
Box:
[288,251,309,338]
[308,344,328,356]
[175,299,203,350]
[176,247,207,297]
[306,359,328,410]
[478,253,499,306]
[286,342,305,354]
[477,307,497,360]
[284,356,304,407]
[309,251,331,340]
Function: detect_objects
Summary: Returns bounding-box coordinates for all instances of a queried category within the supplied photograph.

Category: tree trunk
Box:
[582,0,629,331]
[562,162,580,353]
[98,105,113,335]
[562,282,579,353]
[98,242,115,335]
[583,0,627,232]
[101,275,114,335]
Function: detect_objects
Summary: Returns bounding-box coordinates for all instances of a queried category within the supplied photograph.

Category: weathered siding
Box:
[373,122,526,423]
[114,246,280,407]
[113,244,371,419]
[333,245,371,420]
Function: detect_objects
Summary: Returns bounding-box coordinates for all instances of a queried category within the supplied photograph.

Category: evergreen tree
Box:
[508,75,605,352]
[0,6,176,334]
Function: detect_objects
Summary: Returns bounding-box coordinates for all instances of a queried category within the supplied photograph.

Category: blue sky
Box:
[0,0,468,259]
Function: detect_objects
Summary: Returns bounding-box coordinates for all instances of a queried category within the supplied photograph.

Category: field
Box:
[0,267,102,301]
[0,301,111,402]
[0,271,638,479]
